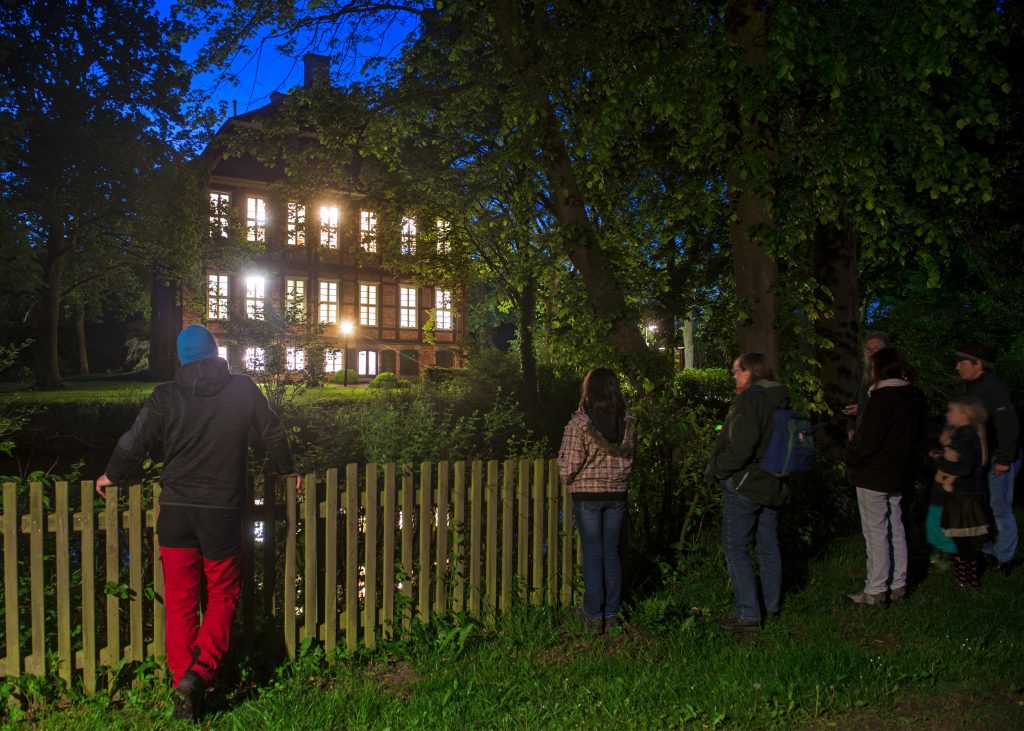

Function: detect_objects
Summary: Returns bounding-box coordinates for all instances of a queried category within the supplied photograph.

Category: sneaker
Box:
[716,616,761,632]
[845,591,888,608]
[172,670,206,722]
[889,587,908,605]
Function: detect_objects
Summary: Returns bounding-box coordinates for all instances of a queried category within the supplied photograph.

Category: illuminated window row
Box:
[207,193,451,253]
[208,274,453,330]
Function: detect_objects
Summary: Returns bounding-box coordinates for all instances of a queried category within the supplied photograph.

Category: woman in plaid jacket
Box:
[558,368,637,634]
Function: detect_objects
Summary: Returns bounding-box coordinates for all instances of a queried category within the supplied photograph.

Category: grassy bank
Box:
[10,531,1024,729]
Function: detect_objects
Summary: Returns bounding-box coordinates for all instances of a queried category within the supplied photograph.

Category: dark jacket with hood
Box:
[104,357,294,509]
[845,379,927,493]
[933,425,986,499]
[705,379,789,507]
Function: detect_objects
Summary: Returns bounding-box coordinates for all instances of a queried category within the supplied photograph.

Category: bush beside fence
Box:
[0,458,578,694]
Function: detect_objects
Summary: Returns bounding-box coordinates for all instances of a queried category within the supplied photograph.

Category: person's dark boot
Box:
[173,670,206,722]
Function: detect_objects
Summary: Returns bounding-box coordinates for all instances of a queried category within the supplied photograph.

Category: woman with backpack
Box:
[705,352,790,632]
[844,347,927,607]
[558,368,637,635]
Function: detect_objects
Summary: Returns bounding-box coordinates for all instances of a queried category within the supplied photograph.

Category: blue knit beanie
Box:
[177,325,219,365]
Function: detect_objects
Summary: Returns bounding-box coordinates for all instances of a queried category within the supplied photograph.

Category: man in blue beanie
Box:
[96,325,299,721]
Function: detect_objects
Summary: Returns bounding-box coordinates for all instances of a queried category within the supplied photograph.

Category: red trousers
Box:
[160,546,241,687]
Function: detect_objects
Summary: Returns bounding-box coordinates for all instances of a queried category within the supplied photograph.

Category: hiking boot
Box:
[845,591,888,608]
[575,607,603,635]
[889,587,908,605]
[172,670,206,722]
[716,616,761,632]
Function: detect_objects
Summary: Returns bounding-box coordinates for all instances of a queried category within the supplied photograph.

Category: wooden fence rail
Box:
[0,458,579,694]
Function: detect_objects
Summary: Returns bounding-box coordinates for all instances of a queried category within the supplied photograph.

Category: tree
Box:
[0,0,193,387]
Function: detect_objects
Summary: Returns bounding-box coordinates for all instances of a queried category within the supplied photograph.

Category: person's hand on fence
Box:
[94,474,113,499]
[282,473,302,494]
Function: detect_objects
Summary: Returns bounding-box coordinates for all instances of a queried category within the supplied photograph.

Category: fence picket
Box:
[500,461,514,614]
[546,461,559,606]
[434,462,449,617]
[561,482,573,606]
[128,485,144,667]
[80,482,96,694]
[303,475,318,644]
[516,461,529,601]
[55,482,71,685]
[418,463,432,625]
[28,482,45,676]
[3,483,20,677]
[382,464,396,639]
[283,477,299,659]
[323,468,339,653]
[401,470,414,632]
[469,461,482,617]
[152,484,164,666]
[485,460,498,619]
[452,462,466,613]
[364,464,379,650]
[345,463,359,652]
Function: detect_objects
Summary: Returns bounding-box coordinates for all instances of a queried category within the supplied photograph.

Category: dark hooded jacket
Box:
[705,379,790,507]
[845,380,927,493]
[104,357,294,509]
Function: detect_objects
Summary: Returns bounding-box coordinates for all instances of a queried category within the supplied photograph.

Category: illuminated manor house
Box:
[186,55,464,382]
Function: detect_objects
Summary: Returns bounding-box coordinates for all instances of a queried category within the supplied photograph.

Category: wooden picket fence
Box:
[0,458,579,694]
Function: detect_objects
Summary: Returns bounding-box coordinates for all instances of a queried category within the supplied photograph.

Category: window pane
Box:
[208,274,229,320]
[359,283,378,326]
[209,192,230,238]
[246,197,266,243]
[401,216,416,254]
[319,281,338,323]
[400,286,417,328]
[435,288,452,330]
[358,350,378,376]
[360,210,377,253]
[437,219,450,253]
[246,276,265,320]
[286,347,305,371]
[324,349,343,373]
[285,278,306,320]
[245,347,265,371]
[320,205,339,248]
[288,202,306,246]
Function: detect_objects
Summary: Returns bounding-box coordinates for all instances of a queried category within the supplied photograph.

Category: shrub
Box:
[329,369,360,386]
[368,371,406,389]
[673,368,733,414]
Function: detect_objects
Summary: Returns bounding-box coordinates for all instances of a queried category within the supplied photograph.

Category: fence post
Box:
[303,474,318,645]
[3,483,21,677]
[485,461,498,620]
[531,461,544,606]
[152,484,164,670]
[401,469,414,633]
[283,475,300,659]
[546,461,559,606]
[561,480,574,607]
[516,460,529,601]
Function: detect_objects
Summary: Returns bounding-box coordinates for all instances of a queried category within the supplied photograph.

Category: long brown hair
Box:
[735,352,775,382]
[579,367,625,421]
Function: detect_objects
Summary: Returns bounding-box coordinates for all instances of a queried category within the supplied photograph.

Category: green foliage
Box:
[367,371,406,389]
[673,368,734,413]
[330,369,361,387]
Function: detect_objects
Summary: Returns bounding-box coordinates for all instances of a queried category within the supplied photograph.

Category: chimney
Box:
[303,53,331,88]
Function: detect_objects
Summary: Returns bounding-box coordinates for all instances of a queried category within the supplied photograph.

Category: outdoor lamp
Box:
[339,320,354,386]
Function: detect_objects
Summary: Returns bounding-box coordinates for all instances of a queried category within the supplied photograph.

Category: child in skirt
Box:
[932,397,990,590]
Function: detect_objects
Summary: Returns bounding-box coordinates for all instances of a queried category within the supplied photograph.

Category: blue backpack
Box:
[759,408,816,477]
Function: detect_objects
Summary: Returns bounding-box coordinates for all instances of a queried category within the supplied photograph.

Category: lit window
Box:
[435,289,452,330]
[208,274,229,320]
[319,281,339,324]
[245,276,265,320]
[358,350,378,376]
[360,210,377,253]
[401,217,416,254]
[286,347,305,371]
[399,286,417,328]
[437,219,451,254]
[320,205,339,248]
[285,278,306,320]
[287,203,305,246]
[244,347,265,371]
[246,197,266,243]
[209,192,230,238]
[324,349,343,373]
[359,284,378,327]
[217,346,229,365]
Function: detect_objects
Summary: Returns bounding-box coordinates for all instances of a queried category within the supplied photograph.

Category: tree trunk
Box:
[725,0,781,369]
[813,219,861,410]
[35,240,65,389]
[149,275,182,381]
[683,316,696,369]
[517,277,539,413]
[75,302,89,375]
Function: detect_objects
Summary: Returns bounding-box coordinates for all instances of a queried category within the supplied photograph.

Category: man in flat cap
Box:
[955,343,1021,574]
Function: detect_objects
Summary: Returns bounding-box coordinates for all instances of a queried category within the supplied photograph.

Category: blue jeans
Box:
[721,480,781,622]
[982,459,1021,564]
[573,499,626,620]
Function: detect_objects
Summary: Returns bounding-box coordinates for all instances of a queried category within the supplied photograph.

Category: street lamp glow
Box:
[339,320,354,386]
[339,320,354,336]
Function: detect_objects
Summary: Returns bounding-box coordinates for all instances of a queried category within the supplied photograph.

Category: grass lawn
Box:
[12,532,1024,729]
